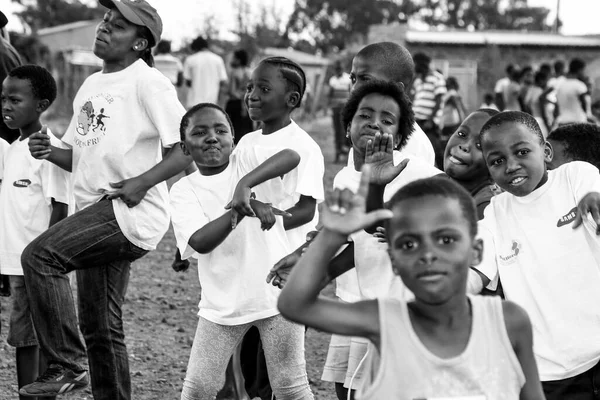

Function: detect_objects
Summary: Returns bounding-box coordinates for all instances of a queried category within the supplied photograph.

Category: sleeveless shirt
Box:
[357,295,525,399]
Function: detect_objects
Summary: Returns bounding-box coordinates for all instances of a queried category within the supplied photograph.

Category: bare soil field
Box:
[0,114,345,400]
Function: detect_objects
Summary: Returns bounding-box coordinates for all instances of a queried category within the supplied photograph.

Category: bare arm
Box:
[502,301,545,400]
[188,209,245,254]
[283,195,316,231]
[49,200,68,227]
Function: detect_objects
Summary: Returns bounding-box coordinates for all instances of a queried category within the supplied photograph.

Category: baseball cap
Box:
[99,0,162,46]
[0,11,8,29]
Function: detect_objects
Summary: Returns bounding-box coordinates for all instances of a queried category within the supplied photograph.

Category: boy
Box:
[0,65,71,399]
[473,111,600,398]
[546,123,600,170]
[278,168,544,399]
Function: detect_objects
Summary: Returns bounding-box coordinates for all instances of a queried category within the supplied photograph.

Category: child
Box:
[235,56,325,398]
[439,76,466,146]
[0,65,71,399]
[546,123,600,170]
[348,42,435,165]
[278,168,545,399]
[473,111,600,398]
[481,92,499,111]
[443,108,500,219]
[170,103,314,400]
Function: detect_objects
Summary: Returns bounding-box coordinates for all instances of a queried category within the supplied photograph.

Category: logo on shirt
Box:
[13,179,31,188]
[557,206,577,227]
[74,96,113,148]
[499,240,521,265]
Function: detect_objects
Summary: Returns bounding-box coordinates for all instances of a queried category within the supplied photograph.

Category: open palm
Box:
[321,165,394,236]
[365,132,408,185]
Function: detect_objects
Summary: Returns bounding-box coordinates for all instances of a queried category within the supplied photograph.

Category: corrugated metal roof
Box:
[38,20,97,37]
[262,47,330,66]
[406,30,600,47]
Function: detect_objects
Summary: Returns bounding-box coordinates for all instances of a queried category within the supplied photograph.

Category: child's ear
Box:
[286,91,300,109]
[346,123,351,140]
[396,81,405,91]
[180,141,190,156]
[544,140,554,163]
[470,238,484,267]
[37,99,50,113]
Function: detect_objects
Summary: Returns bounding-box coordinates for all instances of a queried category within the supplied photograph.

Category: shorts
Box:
[321,334,369,390]
[7,275,38,348]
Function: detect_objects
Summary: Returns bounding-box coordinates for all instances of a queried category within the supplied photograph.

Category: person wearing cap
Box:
[0,10,23,144]
[21,1,192,398]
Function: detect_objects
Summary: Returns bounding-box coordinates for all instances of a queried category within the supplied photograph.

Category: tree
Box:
[12,0,105,31]
[286,0,419,53]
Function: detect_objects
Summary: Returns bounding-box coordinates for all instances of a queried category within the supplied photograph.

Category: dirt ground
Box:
[0,114,345,400]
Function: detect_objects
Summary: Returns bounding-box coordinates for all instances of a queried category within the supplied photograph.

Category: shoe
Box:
[19,364,88,397]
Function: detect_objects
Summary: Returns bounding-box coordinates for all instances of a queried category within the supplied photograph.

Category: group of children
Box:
[3,22,600,400]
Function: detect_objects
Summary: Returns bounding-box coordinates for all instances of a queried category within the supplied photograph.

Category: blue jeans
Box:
[21,198,148,400]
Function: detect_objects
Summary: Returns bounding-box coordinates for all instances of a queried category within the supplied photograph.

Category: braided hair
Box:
[258,56,306,109]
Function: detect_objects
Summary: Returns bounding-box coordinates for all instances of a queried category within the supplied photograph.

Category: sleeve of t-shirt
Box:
[576,80,588,96]
[474,204,500,290]
[494,79,505,94]
[289,144,325,202]
[169,179,210,260]
[569,161,600,201]
[140,74,185,148]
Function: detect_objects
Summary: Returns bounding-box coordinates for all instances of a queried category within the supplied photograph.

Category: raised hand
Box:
[364,132,409,185]
[28,125,52,159]
[373,226,387,243]
[322,164,394,237]
[573,192,600,234]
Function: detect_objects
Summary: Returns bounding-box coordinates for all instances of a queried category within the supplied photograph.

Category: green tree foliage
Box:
[12,0,105,30]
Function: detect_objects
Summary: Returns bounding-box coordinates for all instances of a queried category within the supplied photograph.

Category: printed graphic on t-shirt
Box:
[74,94,114,148]
[499,240,521,266]
[13,179,31,187]
[557,206,577,227]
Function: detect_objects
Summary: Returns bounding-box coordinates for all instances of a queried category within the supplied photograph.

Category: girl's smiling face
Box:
[181,107,234,176]
[244,63,293,125]
[348,93,401,156]
[443,112,491,182]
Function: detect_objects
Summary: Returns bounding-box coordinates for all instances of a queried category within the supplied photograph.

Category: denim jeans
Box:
[21,198,148,400]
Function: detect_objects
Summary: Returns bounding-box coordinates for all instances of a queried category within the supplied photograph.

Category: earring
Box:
[133,45,140,51]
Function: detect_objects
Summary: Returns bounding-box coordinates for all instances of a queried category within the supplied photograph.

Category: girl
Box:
[278,170,545,399]
[442,108,500,219]
[170,103,313,400]
[22,1,192,398]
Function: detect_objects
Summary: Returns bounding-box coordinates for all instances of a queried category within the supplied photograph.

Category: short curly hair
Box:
[341,80,414,151]
[548,123,600,170]
[480,111,544,149]
[180,103,234,141]
[8,65,57,105]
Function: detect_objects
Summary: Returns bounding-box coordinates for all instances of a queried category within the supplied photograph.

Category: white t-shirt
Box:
[170,163,289,325]
[183,50,228,107]
[154,53,183,86]
[347,122,435,167]
[233,120,325,249]
[0,130,70,275]
[334,152,443,302]
[555,78,588,124]
[61,59,184,251]
[494,77,510,94]
[0,137,8,188]
[477,161,600,381]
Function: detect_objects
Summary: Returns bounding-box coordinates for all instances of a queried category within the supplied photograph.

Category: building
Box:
[365,23,600,111]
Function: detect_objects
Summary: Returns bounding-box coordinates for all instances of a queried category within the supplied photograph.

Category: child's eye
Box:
[400,241,416,251]
[216,129,228,134]
[456,131,466,137]
[382,119,394,125]
[490,158,504,166]
[349,74,356,84]
[358,113,370,119]
[438,236,456,245]
[475,142,482,150]
[517,149,530,156]
[261,87,270,93]
[245,84,253,92]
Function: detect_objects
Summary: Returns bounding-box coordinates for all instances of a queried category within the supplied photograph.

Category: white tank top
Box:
[357,295,525,400]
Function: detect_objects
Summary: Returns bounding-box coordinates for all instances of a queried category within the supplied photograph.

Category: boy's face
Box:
[350,56,394,92]
[443,112,490,182]
[348,93,401,153]
[482,122,551,197]
[1,76,43,134]
[546,139,571,170]
[387,195,482,305]
[244,63,294,124]
[181,108,233,175]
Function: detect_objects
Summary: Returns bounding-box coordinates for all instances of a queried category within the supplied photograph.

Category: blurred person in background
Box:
[327,60,351,163]
[225,49,253,144]
[183,35,228,109]
[154,39,183,87]
[439,76,467,150]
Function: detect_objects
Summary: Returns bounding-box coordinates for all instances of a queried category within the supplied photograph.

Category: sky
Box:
[2,0,600,49]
